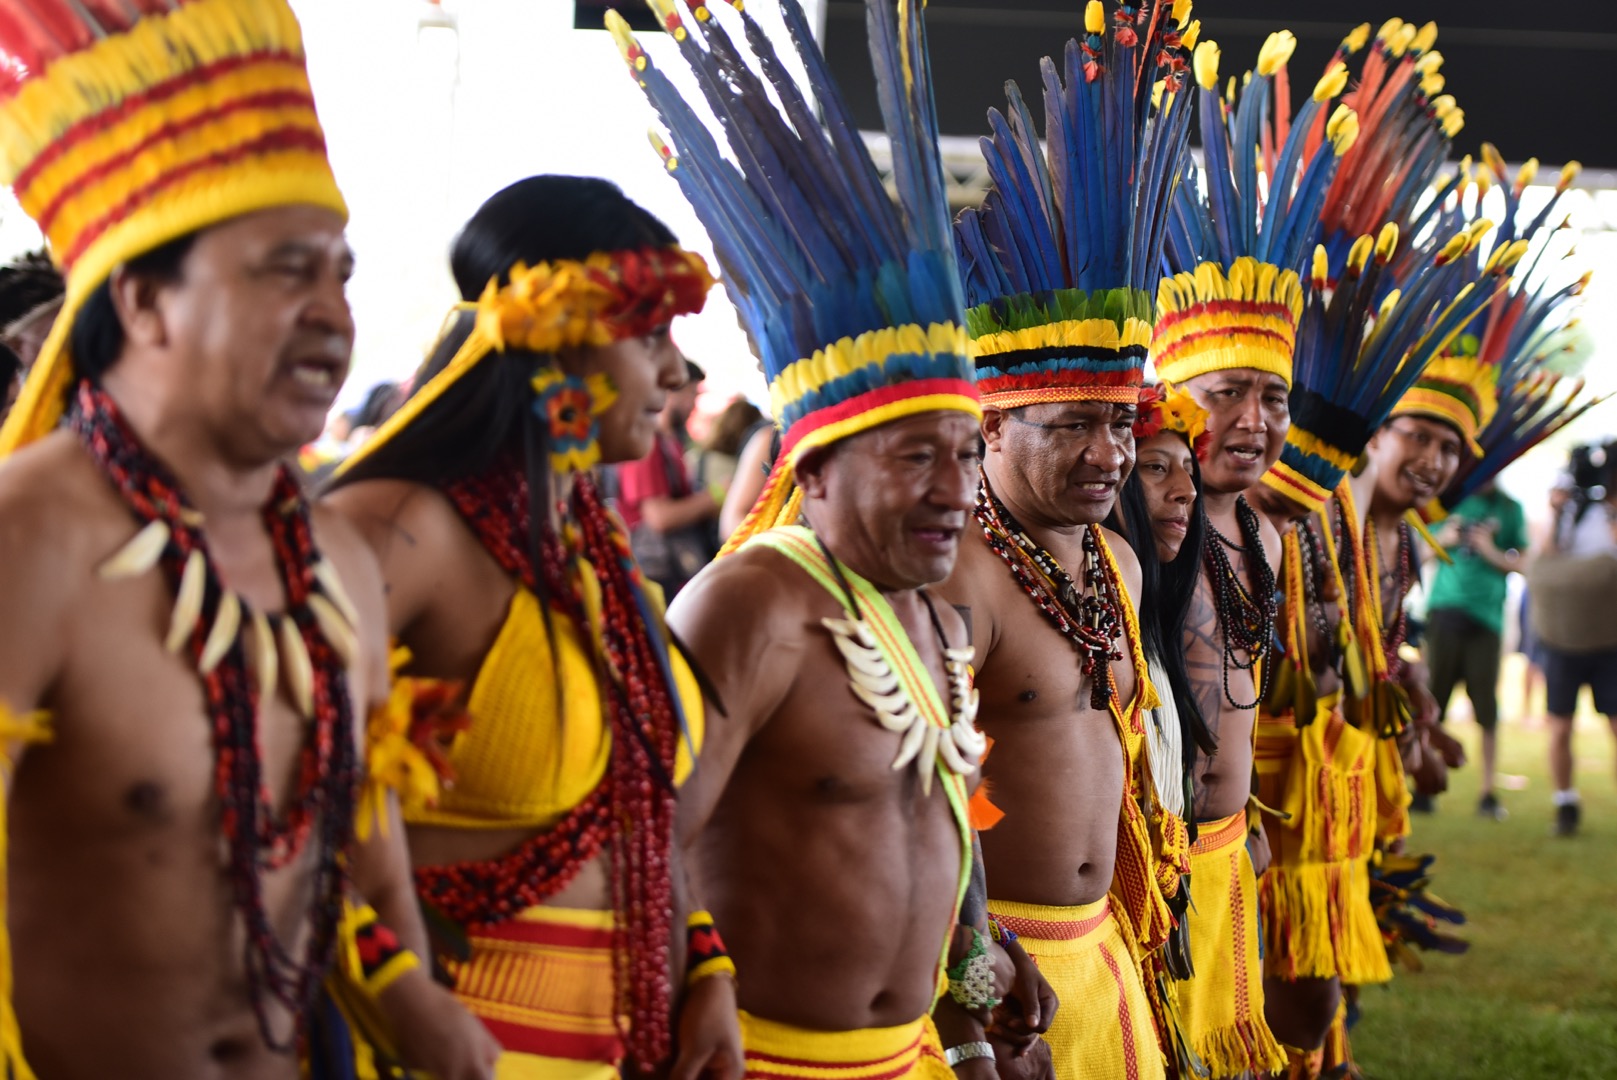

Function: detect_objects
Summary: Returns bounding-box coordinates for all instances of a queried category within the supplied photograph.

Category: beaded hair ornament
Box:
[608,0,980,556]
[954,0,1199,409]
[0,0,348,457]
[1154,31,1361,388]
[1132,384,1209,458]
[338,246,714,478]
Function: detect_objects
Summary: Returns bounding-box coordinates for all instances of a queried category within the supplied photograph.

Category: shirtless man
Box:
[617,0,1007,1073]
[1362,409,1471,817]
[673,408,987,1073]
[0,5,489,1075]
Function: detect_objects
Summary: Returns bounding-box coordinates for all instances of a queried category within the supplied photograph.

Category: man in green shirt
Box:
[1426,480,1528,818]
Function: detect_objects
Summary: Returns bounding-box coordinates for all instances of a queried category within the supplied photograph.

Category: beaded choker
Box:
[972,472,1123,710]
[423,458,684,1069]
[1202,496,1278,711]
[73,382,357,1049]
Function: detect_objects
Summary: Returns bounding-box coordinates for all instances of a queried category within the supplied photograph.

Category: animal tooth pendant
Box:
[164,550,207,654]
[98,520,170,581]
[943,647,985,766]
[821,616,977,785]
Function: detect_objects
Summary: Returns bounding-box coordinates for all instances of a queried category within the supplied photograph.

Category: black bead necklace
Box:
[1202,495,1278,710]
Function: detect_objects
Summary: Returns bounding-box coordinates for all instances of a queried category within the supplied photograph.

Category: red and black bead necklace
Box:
[71,381,357,1049]
[973,471,1123,710]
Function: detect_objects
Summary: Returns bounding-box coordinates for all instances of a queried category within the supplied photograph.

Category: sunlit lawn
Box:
[1351,657,1617,1079]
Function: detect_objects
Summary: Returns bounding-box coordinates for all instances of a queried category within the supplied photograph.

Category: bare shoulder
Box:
[0,433,135,709]
[321,477,458,561]
[932,527,1008,656]
[669,543,811,641]
[1100,525,1143,602]
[0,433,128,594]
[307,502,385,604]
[1256,510,1284,573]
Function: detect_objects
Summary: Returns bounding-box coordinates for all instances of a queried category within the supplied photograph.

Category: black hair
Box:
[1107,439,1216,791]
[68,232,197,384]
[0,249,64,328]
[331,176,677,497]
[0,342,20,396]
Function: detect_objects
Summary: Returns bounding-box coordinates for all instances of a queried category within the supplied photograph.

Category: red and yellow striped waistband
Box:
[1190,809,1247,857]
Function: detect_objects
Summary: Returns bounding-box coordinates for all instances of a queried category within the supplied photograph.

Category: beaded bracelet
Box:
[986,916,1018,946]
[686,909,737,986]
[946,927,1000,1011]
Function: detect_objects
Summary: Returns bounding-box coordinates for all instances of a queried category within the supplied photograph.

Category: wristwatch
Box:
[944,1040,995,1067]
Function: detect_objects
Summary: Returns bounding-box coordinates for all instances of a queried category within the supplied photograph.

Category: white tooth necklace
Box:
[811,533,982,792]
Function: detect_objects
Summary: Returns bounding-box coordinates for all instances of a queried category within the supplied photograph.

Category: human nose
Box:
[1169,464,1196,504]
[657,339,685,389]
[1083,431,1128,474]
[304,266,355,343]
[931,455,979,512]
[1232,392,1266,432]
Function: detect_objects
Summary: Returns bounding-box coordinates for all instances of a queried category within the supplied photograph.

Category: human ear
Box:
[109,266,170,348]
[794,446,833,498]
[981,407,1006,453]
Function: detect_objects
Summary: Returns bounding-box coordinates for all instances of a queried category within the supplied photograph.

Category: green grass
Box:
[1350,667,1617,1080]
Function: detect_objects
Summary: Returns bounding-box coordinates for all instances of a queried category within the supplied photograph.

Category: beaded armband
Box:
[342,900,420,999]
[686,910,736,986]
[946,927,1000,1011]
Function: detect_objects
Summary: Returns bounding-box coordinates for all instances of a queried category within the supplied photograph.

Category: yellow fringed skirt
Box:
[987,897,1165,1080]
[738,1011,951,1079]
[1255,704,1391,986]
[1168,811,1285,1078]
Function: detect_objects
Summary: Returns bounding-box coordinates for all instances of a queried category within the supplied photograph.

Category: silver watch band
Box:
[944,1040,996,1067]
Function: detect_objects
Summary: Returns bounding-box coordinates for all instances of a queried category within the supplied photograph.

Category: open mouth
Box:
[1071,479,1118,500]
[1225,445,1264,467]
[287,357,345,393]
[912,524,962,548]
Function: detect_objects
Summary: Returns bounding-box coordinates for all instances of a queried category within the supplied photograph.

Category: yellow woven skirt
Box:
[737,1011,951,1079]
[1168,811,1285,1078]
[445,905,622,1080]
[987,897,1165,1080]
[1255,708,1391,986]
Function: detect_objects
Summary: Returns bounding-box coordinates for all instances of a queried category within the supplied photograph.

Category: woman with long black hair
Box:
[324,175,738,1078]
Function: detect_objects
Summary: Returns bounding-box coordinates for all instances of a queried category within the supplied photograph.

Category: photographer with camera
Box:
[1529,441,1617,836]
[1427,481,1528,819]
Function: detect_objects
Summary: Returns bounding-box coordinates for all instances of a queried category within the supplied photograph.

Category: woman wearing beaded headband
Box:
[325,176,729,1077]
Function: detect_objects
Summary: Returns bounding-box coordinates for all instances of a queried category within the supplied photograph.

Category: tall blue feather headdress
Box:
[1153,30,1360,389]
[606,0,978,551]
[954,0,1197,409]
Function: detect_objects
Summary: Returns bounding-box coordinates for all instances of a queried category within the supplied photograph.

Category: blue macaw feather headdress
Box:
[606,0,978,552]
[1391,149,1603,516]
[953,0,1197,409]
[1154,29,1360,389]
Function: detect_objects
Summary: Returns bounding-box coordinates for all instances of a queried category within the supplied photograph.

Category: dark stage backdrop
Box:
[821,0,1617,170]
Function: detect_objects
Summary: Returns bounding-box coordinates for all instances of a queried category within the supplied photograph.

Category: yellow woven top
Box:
[406,586,702,829]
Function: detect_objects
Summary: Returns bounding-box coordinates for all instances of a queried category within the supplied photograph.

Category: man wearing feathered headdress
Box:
[0,2,489,1076]
[612,1,1031,1076]
[936,3,1207,1076]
